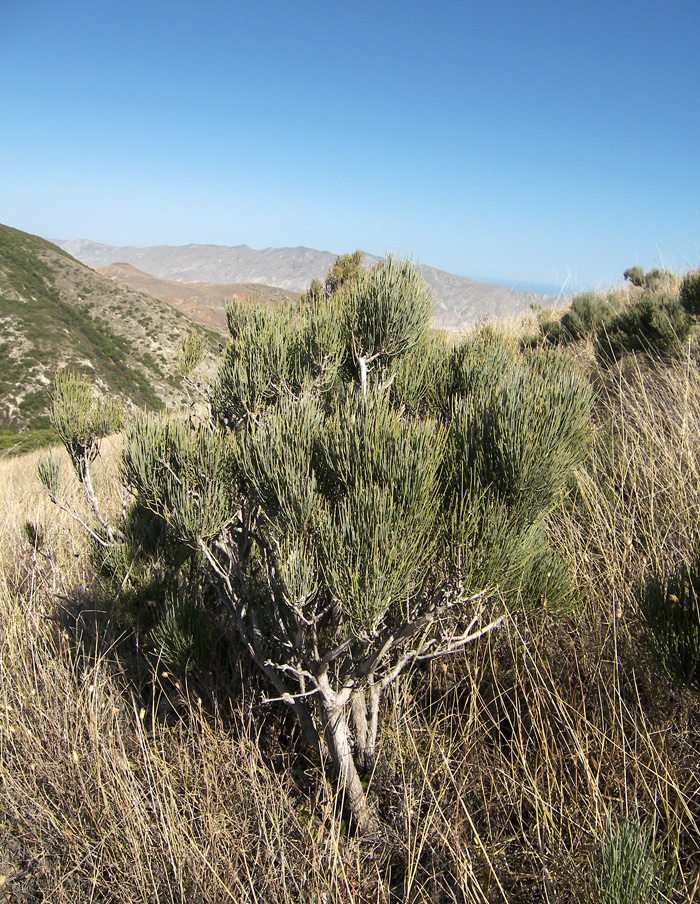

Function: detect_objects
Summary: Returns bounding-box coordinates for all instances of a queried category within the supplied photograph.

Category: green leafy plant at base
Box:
[151,594,215,674]
[584,817,675,904]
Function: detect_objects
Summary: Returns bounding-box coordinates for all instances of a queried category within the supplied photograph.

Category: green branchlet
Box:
[37,451,63,500]
[177,330,206,378]
[122,413,236,547]
[50,370,122,479]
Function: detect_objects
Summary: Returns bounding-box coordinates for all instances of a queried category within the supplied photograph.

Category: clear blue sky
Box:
[2,0,699,294]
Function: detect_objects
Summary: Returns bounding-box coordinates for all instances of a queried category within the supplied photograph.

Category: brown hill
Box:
[97,263,298,333]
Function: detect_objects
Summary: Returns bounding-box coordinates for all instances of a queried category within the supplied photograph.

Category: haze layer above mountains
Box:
[55,240,554,331]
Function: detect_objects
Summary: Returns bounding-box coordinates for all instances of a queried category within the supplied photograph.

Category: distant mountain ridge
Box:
[55,239,554,330]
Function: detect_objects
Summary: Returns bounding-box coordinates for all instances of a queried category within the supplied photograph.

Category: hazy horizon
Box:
[48,233,562,297]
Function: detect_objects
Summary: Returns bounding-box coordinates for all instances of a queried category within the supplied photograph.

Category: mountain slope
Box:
[0,224,216,433]
[97,263,297,333]
[56,240,554,329]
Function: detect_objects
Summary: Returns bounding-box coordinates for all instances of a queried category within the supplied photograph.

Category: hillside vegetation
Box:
[97,262,298,333]
[0,224,219,446]
[1,256,700,902]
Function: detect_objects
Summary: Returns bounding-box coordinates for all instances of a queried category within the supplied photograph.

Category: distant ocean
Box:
[473,276,563,298]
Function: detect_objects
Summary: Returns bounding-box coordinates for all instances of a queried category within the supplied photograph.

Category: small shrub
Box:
[561,292,619,341]
[680,268,700,317]
[624,266,645,288]
[596,294,691,362]
[644,268,677,293]
[537,292,620,346]
[585,817,675,904]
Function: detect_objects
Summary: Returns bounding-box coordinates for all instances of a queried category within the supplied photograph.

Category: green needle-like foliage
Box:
[37,451,63,499]
[151,594,215,674]
[440,336,590,611]
[446,345,592,526]
[177,330,206,377]
[344,255,434,375]
[319,482,436,637]
[319,391,445,510]
[238,393,324,537]
[212,297,344,424]
[586,818,675,904]
[317,394,445,635]
[122,413,236,547]
[50,369,122,478]
[213,300,302,423]
[389,329,452,415]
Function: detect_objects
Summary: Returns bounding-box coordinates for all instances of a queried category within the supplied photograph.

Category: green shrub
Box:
[585,817,675,904]
[680,268,700,317]
[561,292,620,342]
[43,256,593,833]
[537,292,620,346]
[596,294,691,362]
[624,266,645,288]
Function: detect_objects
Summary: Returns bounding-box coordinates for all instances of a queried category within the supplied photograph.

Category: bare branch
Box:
[261,687,319,706]
[415,613,506,662]
[45,492,117,548]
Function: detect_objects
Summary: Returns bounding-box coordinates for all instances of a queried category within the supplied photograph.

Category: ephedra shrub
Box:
[41,255,593,832]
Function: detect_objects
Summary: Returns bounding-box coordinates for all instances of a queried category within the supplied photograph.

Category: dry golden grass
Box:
[1,349,699,901]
